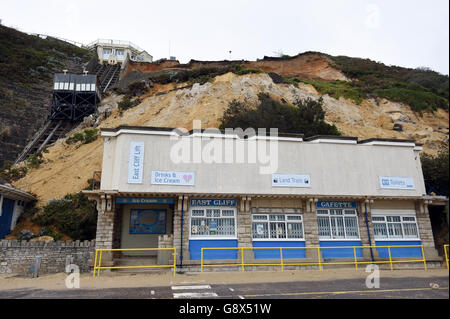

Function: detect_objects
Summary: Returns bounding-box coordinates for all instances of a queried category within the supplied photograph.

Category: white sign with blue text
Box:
[379,176,415,190]
[128,142,145,184]
[272,174,311,188]
[151,171,195,186]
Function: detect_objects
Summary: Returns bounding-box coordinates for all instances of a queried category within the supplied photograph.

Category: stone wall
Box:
[0,240,95,275]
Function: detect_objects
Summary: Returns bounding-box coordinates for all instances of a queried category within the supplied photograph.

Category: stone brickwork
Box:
[416,204,440,259]
[158,235,175,265]
[237,199,252,248]
[0,240,95,275]
[95,210,114,250]
[173,199,191,266]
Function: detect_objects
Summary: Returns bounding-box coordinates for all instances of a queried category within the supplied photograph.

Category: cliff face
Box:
[13,72,448,205]
[123,52,348,81]
[0,25,91,167]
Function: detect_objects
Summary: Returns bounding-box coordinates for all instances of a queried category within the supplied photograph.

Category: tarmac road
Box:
[0,276,448,299]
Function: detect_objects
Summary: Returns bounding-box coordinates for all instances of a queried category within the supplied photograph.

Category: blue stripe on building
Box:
[252,241,306,259]
[319,241,363,258]
[375,241,423,258]
[189,240,238,260]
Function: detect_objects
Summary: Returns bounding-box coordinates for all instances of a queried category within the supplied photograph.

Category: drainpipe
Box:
[180,195,184,269]
[364,202,375,262]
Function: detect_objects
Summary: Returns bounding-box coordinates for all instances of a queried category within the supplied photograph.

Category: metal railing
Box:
[200,245,427,273]
[93,248,176,277]
[86,39,145,52]
[445,244,449,270]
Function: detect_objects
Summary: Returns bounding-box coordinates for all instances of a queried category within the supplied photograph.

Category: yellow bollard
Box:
[421,245,427,271]
[98,250,103,277]
[445,245,449,270]
[92,249,98,278]
[353,247,358,271]
[241,248,245,273]
[280,248,284,272]
[388,247,393,271]
[173,248,177,277]
[201,248,204,274]
[317,247,322,271]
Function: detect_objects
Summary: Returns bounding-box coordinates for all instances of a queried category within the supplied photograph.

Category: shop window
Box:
[317,209,359,240]
[190,208,236,238]
[372,215,419,239]
[252,214,304,240]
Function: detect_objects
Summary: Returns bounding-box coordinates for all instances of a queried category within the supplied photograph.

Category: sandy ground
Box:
[0,268,448,291]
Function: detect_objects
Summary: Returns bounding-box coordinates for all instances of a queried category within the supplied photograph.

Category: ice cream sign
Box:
[151,171,195,186]
[272,174,311,188]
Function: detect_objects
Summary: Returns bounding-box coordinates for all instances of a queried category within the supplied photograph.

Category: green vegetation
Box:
[233,65,264,75]
[326,54,449,112]
[0,160,27,182]
[66,129,99,145]
[127,81,148,96]
[421,146,449,196]
[0,25,91,84]
[33,192,97,241]
[26,151,45,169]
[297,79,365,105]
[151,65,265,86]
[219,93,340,137]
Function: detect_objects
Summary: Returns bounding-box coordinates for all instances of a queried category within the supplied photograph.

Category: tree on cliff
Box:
[219,93,340,137]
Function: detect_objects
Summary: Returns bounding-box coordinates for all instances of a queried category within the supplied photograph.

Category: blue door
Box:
[0,198,15,238]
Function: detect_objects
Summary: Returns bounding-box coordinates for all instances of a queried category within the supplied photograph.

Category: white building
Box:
[84,126,443,271]
[0,183,36,239]
[87,39,153,68]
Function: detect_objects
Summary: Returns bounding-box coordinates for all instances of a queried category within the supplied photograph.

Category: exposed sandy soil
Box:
[12,72,449,208]
[0,269,447,291]
[123,53,348,81]
[244,53,348,80]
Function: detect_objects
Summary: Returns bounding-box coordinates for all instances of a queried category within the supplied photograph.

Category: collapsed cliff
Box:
[12,72,449,205]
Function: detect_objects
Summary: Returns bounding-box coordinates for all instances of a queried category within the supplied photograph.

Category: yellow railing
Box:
[445,244,449,270]
[200,245,427,274]
[93,248,177,277]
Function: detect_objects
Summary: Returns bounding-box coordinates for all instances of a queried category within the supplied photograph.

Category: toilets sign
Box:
[379,176,415,190]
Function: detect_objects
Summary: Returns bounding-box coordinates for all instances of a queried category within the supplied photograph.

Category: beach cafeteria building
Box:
[84,126,443,270]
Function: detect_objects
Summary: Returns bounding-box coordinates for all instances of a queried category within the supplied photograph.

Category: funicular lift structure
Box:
[14,72,104,165]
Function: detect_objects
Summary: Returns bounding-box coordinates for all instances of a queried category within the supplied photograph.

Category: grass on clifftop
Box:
[0,25,91,84]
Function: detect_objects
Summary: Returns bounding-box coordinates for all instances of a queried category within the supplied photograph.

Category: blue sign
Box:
[379,176,415,190]
[317,201,357,209]
[190,198,237,207]
[116,197,174,205]
[210,220,218,232]
[129,209,166,234]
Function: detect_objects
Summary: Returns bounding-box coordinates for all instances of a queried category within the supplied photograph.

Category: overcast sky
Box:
[1,0,449,74]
